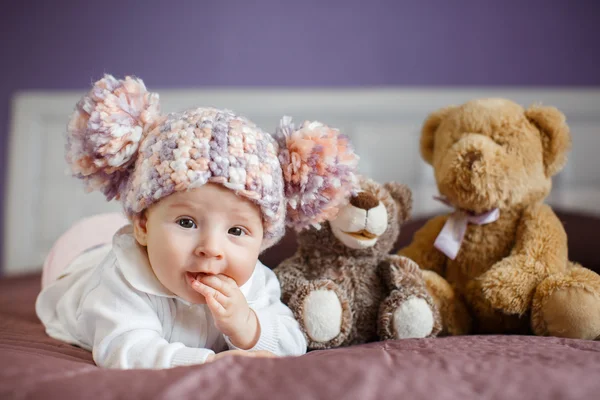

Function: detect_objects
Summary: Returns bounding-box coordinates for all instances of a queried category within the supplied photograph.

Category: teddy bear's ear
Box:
[420,106,455,165]
[525,105,572,177]
[383,182,412,223]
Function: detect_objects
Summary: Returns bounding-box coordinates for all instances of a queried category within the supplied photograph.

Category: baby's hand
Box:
[192,274,260,349]
[206,350,277,363]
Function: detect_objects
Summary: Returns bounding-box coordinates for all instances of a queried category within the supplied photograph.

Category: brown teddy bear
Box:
[399,98,600,339]
[275,177,442,350]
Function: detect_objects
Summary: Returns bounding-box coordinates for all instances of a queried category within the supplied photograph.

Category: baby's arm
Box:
[79,277,214,369]
[95,326,213,369]
[83,268,275,369]
[234,266,307,356]
[96,323,273,368]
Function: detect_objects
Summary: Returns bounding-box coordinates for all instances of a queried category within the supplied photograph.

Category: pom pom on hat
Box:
[65,74,161,201]
[275,116,359,231]
[64,73,361,253]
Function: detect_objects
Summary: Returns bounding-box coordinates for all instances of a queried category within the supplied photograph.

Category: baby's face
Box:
[133,183,264,304]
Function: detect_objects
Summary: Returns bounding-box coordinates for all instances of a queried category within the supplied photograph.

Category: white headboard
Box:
[5,87,600,275]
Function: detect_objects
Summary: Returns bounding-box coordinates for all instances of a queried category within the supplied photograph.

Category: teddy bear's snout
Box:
[463,150,483,170]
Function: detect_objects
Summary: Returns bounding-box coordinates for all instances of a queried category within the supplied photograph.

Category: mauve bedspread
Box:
[1,211,600,400]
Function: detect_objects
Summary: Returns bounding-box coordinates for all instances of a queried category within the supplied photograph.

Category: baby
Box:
[35,75,359,369]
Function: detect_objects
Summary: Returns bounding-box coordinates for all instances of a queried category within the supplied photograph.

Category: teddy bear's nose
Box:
[464,150,483,169]
[350,192,379,210]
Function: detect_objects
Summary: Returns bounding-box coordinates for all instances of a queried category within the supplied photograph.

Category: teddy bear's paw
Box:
[538,287,600,340]
[303,289,343,343]
[533,268,600,340]
[472,257,541,316]
[392,297,435,339]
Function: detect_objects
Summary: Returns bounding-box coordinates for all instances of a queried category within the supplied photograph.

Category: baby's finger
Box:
[192,281,230,308]
[215,274,239,288]
[205,292,227,315]
[200,275,236,297]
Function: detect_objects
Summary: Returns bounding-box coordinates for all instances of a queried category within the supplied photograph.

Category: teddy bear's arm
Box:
[472,203,569,315]
[274,257,310,304]
[512,203,568,268]
[398,215,448,275]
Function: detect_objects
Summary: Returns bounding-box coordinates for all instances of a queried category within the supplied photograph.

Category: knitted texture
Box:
[66,74,359,249]
[275,117,359,231]
[66,75,160,201]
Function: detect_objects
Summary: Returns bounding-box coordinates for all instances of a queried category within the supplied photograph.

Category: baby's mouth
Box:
[186,271,208,284]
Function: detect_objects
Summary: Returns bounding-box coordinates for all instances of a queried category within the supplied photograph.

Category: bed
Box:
[2,88,600,399]
[1,211,600,399]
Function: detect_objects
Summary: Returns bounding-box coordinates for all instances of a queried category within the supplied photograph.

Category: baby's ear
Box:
[132,212,149,246]
[420,106,455,165]
[525,105,572,177]
[383,182,412,223]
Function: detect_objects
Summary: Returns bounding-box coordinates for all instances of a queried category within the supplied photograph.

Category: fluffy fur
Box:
[276,178,441,350]
[399,98,600,339]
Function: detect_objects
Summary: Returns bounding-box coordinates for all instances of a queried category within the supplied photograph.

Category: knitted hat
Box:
[66,74,359,249]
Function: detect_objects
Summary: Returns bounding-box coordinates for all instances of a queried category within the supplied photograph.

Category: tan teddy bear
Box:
[275,177,441,350]
[399,98,600,339]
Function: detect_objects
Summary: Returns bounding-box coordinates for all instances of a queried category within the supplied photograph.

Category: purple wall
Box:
[1,0,599,270]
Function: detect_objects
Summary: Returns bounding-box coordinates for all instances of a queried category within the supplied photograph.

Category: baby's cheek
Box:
[147,241,187,290]
[228,251,258,286]
[151,233,188,264]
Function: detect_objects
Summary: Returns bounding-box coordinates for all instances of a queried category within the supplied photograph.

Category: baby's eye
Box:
[177,218,197,229]
[228,227,246,237]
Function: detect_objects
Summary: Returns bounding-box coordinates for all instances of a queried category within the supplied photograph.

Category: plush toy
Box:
[399,98,600,339]
[275,177,441,350]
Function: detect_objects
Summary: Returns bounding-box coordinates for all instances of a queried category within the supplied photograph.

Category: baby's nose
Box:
[195,239,224,260]
[197,249,223,260]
